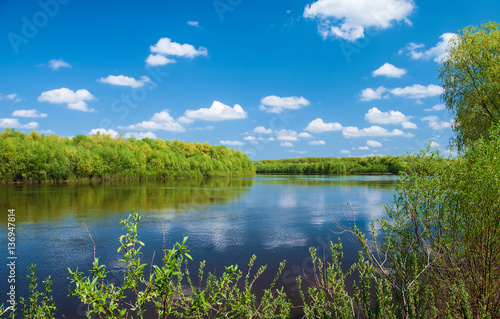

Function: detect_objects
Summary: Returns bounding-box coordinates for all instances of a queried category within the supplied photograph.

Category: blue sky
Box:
[1,0,498,160]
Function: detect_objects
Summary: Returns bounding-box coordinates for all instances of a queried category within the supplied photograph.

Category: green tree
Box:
[439,21,500,149]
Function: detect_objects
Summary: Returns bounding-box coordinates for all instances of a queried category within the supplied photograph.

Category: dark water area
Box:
[0,175,397,318]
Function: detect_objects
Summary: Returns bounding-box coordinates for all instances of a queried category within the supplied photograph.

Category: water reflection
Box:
[0,178,254,223]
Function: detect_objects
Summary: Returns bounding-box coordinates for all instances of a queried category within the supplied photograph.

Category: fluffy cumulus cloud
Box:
[430,141,441,147]
[88,128,157,140]
[253,126,273,134]
[358,146,370,150]
[118,110,185,132]
[98,75,152,88]
[303,0,415,41]
[220,140,244,146]
[367,140,382,147]
[276,129,299,141]
[298,132,314,139]
[12,109,47,118]
[259,95,310,113]
[38,88,96,112]
[305,118,342,133]
[0,93,22,102]
[342,125,414,138]
[365,107,417,129]
[280,141,294,147]
[340,150,351,155]
[424,104,446,112]
[360,86,387,101]
[390,84,443,100]
[309,140,326,145]
[48,59,71,70]
[372,63,407,78]
[0,118,38,129]
[421,116,451,130]
[145,54,177,67]
[179,101,247,123]
[146,37,208,66]
[400,33,456,62]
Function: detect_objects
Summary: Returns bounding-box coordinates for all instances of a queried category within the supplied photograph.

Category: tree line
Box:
[255,155,408,175]
[0,129,255,183]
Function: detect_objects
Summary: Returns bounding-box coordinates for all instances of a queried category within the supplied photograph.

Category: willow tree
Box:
[439,21,500,149]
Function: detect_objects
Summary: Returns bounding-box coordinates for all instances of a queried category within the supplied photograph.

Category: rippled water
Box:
[0,175,397,318]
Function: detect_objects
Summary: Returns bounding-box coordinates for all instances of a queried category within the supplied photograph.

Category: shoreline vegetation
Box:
[1,128,436,185]
[0,129,255,184]
[255,156,408,175]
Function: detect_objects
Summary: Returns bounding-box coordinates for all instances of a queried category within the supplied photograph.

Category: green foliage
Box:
[0,129,255,183]
[255,155,407,175]
[67,210,291,318]
[439,21,500,149]
[380,130,500,318]
[0,264,56,319]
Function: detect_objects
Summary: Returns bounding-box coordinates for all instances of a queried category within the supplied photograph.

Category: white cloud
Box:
[402,121,418,129]
[303,0,415,41]
[145,54,177,67]
[0,93,22,102]
[181,101,247,122]
[124,131,157,139]
[253,126,273,134]
[342,125,414,138]
[298,132,314,139]
[187,21,200,27]
[430,141,440,147]
[220,140,244,146]
[365,107,417,129]
[38,88,96,112]
[276,129,299,141]
[88,128,119,138]
[367,140,382,147]
[12,109,47,118]
[259,95,310,113]
[244,136,256,141]
[118,110,185,132]
[401,33,456,62]
[0,118,38,129]
[358,146,370,150]
[48,59,71,70]
[340,150,351,155]
[390,84,443,100]
[150,37,208,58]
[372,63,407,78]
[360,86,387,101]
[424,103,446,112]
[421,116,451,130]
[88,129,157,140]
[305,118,342,133]
[309,140,326,145]
[281,141,294,147]
[98,75,152,88]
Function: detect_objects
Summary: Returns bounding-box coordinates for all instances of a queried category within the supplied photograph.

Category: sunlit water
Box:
[0,175,397,318]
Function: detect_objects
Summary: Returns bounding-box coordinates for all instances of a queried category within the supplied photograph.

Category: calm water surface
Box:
[0,175,396,318]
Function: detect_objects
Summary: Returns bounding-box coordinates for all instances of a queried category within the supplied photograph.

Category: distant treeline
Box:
[0,129,255,183]
[255,156,407,175]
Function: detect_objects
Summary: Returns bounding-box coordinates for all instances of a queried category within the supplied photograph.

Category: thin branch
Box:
[83,223,96,263]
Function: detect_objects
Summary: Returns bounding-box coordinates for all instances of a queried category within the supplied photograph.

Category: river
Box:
[0,174,397,318]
